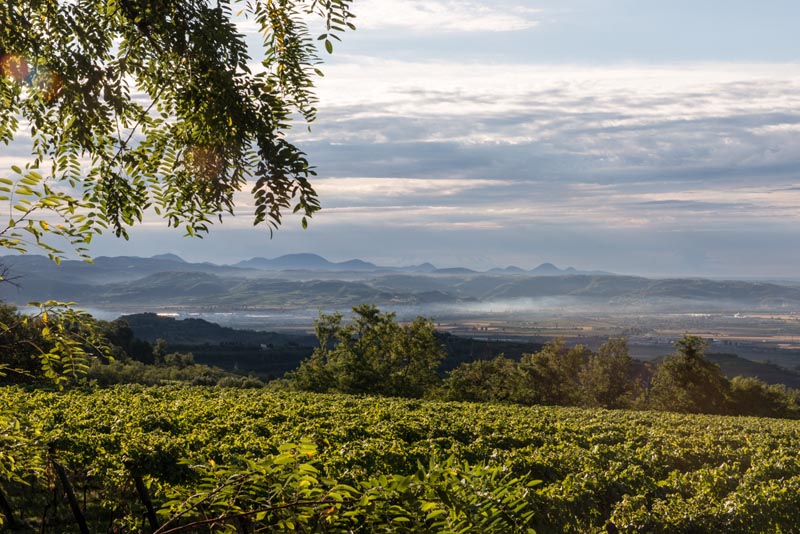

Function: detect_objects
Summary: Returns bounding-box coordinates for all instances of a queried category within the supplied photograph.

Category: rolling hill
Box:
[3,254,800,312]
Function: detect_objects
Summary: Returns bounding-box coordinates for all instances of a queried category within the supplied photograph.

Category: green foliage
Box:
[4,386,800,532]
[0,302,43,379]
[31,301,113,386]
[0,300,111,387]
[443,355,525,403]
[216,375,264,389]
[519,338,589,405]
[159,441,539,533]
[728,375,800,419]
[86,358,241,387]
[0,0,355,261]
[96,318,155,363]
[0,406,42,486]
[290,305,446,397]
[0,303,247,388]
[579,337,642,409]
[445,338,592,406]
[443,334,800,418]
[649,335,730,414]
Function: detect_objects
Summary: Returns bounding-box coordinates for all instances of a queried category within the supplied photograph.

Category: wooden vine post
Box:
[131,471,159,532]
[48,447,89,534]
[0,485,18,528]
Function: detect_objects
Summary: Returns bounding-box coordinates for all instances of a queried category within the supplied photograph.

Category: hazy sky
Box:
[7,1,800,276]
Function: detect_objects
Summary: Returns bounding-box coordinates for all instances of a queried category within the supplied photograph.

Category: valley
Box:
[4,253,800,374]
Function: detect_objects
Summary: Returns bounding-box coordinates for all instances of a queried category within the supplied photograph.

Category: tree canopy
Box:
[289,305,447,397]
[648,335,730,414]
[0,0,354,261]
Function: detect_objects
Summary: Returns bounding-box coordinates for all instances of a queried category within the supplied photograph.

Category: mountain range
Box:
[0,253,598,284]
[2,253,800,313]
[234,253,599,275]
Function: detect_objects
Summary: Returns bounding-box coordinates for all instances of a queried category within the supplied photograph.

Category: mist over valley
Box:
[3,252,800,375]
[3,253,800,316]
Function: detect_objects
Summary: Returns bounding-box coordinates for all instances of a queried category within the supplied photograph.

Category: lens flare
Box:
[0,53,29,82]
[36,70,64,102]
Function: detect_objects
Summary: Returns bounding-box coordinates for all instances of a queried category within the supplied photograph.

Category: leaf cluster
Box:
[1,0,355,260]
[0,300,111,387]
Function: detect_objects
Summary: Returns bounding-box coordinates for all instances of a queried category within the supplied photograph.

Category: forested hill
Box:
[120,312,316,346]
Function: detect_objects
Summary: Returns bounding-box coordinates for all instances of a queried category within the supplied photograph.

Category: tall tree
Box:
[290,305,446,397]
[649,335,729,414]
[728,376,800,419]
[519,338,589,406]
[579,337,639,409]
[444,355,525,404]
[0,0,354,261]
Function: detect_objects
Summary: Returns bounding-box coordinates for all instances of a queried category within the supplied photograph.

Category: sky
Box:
[6,1,800,277]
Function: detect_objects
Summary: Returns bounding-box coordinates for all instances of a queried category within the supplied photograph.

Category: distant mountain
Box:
[4,254,800,313]
[121,312,314,346]
[528,263,611,276]
[0,254,251,287]
[235,253,380,271]
[530,262,562,275]
[337,258,379,270]
[150,253,186,263]
[489,266,527,274]
[0,252,608,279]
[370,274,455,293]
[433,267,479,275]
[98,272,229,302]
[403,262,437,273]
[233,255,445,273]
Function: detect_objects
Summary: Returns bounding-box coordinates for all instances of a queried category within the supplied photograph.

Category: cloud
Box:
[306,61,800,180]
[352,0,540,33]
[6,48,800,276]
[6,59,800,251]
[288,60,800,233]
[44,6,800,276]
[311,177,511,199]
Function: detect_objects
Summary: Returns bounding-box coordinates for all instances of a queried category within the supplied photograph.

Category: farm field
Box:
[3,386,800,532]
[436,311,800,369]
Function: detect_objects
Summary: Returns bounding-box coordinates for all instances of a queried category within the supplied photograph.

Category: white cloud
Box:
[61,6,800,276]
[312,177,510,198]
[353,0,539,33]
[749,123,800,134]
[313,58,800,114]
[236,1,540,37]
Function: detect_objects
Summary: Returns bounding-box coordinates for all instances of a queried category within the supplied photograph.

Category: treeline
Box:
[0,303,264,388]
[4,301,800,418]
[287,305,800,419]
[444,336,800,418]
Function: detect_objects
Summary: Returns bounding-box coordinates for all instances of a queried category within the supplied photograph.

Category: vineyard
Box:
[2,386,800,532]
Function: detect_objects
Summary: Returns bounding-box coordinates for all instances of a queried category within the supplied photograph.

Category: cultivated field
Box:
[4,386,800,532]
